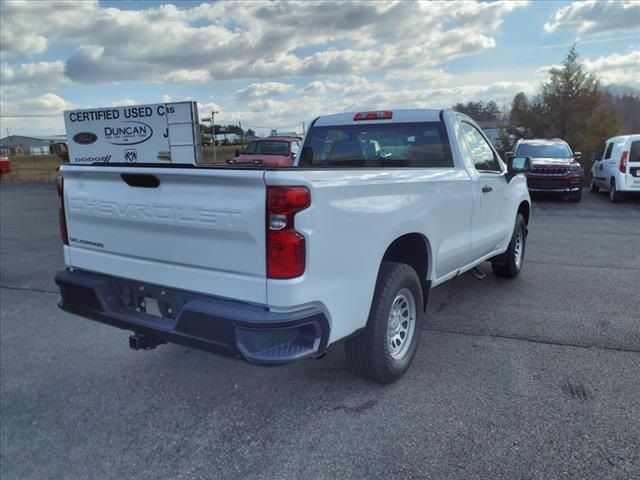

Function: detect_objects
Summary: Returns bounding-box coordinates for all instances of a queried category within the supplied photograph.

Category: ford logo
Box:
[73,132,98,145]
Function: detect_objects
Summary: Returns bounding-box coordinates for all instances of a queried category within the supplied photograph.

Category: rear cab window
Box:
[243,140,291,156]
[299,122,453,168]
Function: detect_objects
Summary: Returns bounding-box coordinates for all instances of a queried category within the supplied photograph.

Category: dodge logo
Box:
[73,132,98,145]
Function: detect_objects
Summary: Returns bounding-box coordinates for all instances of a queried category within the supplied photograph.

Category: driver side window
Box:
[461,122,500,172]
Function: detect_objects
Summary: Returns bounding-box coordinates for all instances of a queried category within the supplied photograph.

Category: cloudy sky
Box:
[1,0,638,136]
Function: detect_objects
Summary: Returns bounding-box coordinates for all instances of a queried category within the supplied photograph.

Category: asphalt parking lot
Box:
[1,183,639,480]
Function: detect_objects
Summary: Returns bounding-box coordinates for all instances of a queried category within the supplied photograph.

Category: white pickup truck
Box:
[55,109,532,383]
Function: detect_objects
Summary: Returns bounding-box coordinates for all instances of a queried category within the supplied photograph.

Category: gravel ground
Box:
[1,183,639,480]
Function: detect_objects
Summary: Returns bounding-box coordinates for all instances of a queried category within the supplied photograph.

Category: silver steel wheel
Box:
[387,288,416,360]
[514,225,524,270]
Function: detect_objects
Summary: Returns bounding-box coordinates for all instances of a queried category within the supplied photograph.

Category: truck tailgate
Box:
[61,166,267,304]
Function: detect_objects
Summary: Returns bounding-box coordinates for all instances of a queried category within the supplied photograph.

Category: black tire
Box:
[590,178,599,193]
[609,179,622,203]
[569,189,582,203]
[345,262,424,384]
[491,214,526,278]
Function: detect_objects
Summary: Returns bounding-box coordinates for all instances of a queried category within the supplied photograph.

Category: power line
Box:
[0,114,61,118]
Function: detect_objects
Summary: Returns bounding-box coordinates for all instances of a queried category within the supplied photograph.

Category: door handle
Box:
[482,185,493,193]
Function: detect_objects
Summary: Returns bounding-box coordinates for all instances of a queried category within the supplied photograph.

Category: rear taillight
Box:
[266,186,310,279]
[353,111,393,121]
[57,176,69,245]
[620,151,628,173]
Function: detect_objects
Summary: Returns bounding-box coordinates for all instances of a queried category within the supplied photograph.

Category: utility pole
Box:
[302,122,305,135]
[211,110,219,164]
[239,121,243,146]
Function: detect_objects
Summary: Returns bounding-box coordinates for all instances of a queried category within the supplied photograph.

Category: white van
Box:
[590,134,640,202]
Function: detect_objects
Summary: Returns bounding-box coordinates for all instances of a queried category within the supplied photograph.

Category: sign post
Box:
[211,109,218,164]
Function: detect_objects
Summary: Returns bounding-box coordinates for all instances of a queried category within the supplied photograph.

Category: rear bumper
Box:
[55,269,330,365]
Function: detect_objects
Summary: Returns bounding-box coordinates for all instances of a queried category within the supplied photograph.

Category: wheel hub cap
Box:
[387,288,417,360]
[514,227,523,269]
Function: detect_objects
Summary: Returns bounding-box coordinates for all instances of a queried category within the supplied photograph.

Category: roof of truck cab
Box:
[517,138,568,145]
[313,109,443,126]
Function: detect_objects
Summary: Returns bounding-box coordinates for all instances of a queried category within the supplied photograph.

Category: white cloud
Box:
[536,49,640,87]
[111,99,138,107]
[234,82,294,100]
[544,1,640,35]
[0,0,97,59]
[0,61,67,97]
[583,49,640,86]
[16,93,74,112]
[301,81,326,95]
[235,77,535,130]
[1,0,527,85]
[0,93,74,135]
[163,69,211,83]
[0,1,548,135]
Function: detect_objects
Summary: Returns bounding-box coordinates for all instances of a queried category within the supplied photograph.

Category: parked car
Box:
[590,134,640,202]
[55,109,532,383]
[0,156,10,176]
[230,136,301,167]
[510,138,584,202]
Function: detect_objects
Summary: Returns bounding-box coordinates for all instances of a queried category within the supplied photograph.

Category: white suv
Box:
[590,134,640,202]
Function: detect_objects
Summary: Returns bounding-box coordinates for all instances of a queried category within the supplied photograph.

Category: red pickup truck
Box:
[231,136,301,167]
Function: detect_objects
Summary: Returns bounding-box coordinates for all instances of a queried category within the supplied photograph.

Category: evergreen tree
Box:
[508,46,617,162]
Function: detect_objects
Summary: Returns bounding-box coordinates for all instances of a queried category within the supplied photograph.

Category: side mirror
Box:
[234,149,240,158]
[506,155,531,182]
[505,151,514,158]
[574,151,582,160]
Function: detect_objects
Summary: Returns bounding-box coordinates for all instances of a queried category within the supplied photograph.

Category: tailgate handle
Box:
[121,174,160,188]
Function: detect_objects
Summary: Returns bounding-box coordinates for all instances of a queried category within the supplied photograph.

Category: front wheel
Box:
[491,214,526,278]
[569,189,582,203]
[345,262,424,384]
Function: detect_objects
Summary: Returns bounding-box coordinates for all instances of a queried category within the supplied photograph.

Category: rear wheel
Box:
[590,178,599,193]
[609,179,622,203]
[345,262,424,384]
[491,214,526,278]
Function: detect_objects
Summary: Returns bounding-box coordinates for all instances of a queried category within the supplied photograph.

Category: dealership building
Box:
[0,135,67,156]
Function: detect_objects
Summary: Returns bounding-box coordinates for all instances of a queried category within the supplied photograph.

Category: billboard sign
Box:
[64,102,202,164]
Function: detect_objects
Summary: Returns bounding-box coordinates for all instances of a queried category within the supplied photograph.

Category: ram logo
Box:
[124,149,138,163]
